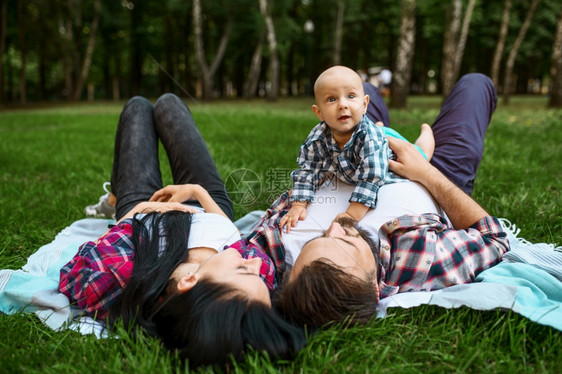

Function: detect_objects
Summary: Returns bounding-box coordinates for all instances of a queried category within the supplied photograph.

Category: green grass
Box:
[1,95,561,372]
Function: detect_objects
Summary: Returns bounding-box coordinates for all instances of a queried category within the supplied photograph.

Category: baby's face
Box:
[312,67,369,143]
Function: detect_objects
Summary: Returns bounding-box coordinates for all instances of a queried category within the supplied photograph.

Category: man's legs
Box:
[111,97,163,220]
[430,73,497,195]
[153,93,234,221]
[364,74,497,195]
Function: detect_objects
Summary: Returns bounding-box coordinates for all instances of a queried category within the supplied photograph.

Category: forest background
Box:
[1,0,562,108]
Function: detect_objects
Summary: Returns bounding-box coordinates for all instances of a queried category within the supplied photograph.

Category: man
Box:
[246,73,509,328]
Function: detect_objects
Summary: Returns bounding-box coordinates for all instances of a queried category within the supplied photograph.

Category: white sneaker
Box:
[85,182,116,220]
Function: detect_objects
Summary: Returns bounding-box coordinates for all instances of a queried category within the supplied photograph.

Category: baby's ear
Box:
[312,104,324,121]
[362,94,370,113]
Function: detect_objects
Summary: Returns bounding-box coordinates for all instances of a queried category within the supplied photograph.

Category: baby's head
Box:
[312,66,370,145]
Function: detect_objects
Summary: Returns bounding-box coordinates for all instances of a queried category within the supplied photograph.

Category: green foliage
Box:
[2,0,561,102]
[0,97,561,372]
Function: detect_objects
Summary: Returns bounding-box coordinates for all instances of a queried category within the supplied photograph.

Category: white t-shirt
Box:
[139,211,241,255]
[282,180,447,266]
[188,212,241,251]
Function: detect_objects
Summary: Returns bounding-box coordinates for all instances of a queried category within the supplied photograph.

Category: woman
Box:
[59,93,306,367]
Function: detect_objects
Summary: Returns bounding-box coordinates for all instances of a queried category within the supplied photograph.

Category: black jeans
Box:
[110,93,234,221]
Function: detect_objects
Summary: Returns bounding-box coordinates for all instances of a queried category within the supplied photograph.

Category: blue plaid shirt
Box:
[291,115,405,209]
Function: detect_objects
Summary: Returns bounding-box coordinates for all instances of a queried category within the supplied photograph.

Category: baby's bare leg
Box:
[415,123,435,160]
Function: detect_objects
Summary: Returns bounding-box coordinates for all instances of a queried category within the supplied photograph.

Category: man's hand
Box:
[280,202,308,233]
[387,136,432,183]
[388,135,489,229]
[334,202,370,223]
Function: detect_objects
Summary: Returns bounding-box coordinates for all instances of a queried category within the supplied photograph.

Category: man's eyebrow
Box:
[337,237,359,250]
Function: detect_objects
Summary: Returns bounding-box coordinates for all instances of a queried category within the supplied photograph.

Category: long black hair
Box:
[108,210,307,367]
[109,210,193,335]
[153,280,307,367]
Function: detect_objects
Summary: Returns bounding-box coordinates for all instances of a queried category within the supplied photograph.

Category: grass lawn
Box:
[0,94,561,373]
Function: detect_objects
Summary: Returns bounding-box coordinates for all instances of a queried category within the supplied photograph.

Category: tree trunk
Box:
[0,0,6,103]
[259,0,279,101]
[69,0,83,99]
[17,0,26,104]
[390,0,415,109]
[441,0,475,97]
[491,0,511,91]
[72,0,101,101]
[243,30,264,98]
[130,0,142,96]
[193,0,233,99]
[548,9,562,108]
[441,0,461,97]
[451,0,476,84]
[333,0,345,66]
[503,0,540,104]
[62,1,74,99]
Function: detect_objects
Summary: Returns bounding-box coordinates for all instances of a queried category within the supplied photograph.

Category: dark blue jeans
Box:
[363,73,497,195]
[111,93,234,221]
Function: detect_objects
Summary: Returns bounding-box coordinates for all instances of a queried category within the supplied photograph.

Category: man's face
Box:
[289,217,379,287]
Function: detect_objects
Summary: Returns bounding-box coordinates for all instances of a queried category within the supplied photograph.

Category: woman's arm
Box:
[149,184,230,219]
[118,201,198,223]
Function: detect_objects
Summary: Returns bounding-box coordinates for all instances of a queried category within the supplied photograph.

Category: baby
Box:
[280,65,434,233]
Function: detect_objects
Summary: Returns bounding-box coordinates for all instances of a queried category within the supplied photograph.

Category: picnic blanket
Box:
[1,214,561,335]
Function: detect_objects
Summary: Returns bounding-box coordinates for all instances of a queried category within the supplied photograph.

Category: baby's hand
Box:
[280,202,308,233]
[333,211,355,223]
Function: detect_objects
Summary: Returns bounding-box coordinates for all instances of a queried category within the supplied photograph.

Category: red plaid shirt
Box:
[59,220,135,320]
[59,217,278,319]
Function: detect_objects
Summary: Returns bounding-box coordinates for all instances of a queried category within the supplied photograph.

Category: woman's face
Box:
[173,247,271,306]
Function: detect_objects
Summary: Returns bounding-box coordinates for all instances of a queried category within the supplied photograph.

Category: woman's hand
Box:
[150,184,230,219]
[150,184,202,203]
[118,201,199,223]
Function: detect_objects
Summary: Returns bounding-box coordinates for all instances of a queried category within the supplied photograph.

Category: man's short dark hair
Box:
[274,259,378,329]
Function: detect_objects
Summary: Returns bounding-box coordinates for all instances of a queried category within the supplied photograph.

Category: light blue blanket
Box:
[1,215,561,334]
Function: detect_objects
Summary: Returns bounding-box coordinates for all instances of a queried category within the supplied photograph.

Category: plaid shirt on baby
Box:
[291,115,405,208]
[377,213,510,298]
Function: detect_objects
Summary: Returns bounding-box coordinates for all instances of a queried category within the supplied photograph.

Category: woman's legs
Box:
[153,93,234,221]
[111,96,163,220]
[430,73,497,195]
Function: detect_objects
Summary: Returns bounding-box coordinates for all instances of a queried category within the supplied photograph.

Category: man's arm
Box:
[387,137,488,229]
